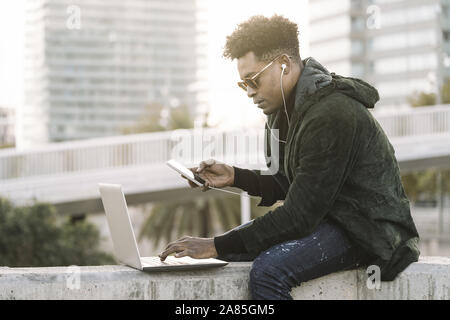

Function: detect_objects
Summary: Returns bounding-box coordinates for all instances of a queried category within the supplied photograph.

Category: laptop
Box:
[98,183,228,272]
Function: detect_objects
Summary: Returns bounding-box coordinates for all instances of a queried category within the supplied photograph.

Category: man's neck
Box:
[286,61,303,118]
[285,82,297,118]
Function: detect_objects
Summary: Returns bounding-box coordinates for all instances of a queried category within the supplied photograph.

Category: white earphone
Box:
[280,63,290,126]
[264,61,290,144]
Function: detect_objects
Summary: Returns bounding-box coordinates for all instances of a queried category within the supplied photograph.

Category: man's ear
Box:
[279,55,291,75]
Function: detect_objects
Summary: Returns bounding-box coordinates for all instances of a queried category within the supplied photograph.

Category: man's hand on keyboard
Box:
[158,236,218,261]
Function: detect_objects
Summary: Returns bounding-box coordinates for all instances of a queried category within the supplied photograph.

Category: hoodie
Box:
[215,57,420,281]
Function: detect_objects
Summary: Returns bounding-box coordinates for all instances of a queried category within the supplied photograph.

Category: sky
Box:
[0,0,25,110]
[206,0,310,129]
[0,0,309,130]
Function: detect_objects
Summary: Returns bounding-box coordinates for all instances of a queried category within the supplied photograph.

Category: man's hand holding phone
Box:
[182,159,235,192]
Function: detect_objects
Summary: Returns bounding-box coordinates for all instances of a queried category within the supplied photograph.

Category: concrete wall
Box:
[0,256,449,300]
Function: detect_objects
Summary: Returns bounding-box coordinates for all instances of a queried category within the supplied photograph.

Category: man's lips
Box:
[254,100,265,108]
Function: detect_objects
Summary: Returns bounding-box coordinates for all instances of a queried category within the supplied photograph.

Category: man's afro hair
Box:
[223,15,300,61]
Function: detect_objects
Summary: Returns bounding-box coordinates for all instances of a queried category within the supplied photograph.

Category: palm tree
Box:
[401,169,450,203]
[124,101,279,246]
[138,195,274,247]
[404,83,450,203]
[407,78,450,107]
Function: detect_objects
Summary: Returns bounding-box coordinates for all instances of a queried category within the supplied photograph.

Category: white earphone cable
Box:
[207,186,255,198]
[204,185,260,199]
[265,121,287,144]
[195,64,291,198]
[280,64,290,128]
[263,64,290,144]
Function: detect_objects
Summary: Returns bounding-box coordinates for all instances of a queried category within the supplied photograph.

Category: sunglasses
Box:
[237,55,282,92]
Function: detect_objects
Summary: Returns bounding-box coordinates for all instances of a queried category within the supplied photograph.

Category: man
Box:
[159,15,420,300]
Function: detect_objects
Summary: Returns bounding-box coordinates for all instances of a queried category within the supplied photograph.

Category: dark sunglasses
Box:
[237,56,281,92]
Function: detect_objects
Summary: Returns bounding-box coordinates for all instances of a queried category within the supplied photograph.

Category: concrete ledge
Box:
[0,256,449,300]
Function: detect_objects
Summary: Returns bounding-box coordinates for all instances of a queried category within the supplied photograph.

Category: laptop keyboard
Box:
[141,257,188,266]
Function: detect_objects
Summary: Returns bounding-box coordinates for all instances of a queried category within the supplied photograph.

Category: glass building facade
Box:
[19,0,208,148]
[0,107,15,146]
[308,0,450,110]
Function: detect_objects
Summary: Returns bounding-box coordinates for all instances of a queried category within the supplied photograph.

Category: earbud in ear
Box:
[281,64,286,70]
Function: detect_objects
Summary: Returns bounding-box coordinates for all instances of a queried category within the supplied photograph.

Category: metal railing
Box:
[1,105,449,181]
[372,105,450,137]
[0,128,266,180]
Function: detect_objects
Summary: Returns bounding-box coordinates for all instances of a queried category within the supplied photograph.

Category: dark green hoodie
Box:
[222,57,420,281]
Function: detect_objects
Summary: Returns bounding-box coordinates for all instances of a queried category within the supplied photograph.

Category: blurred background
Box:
[0,0,449,267]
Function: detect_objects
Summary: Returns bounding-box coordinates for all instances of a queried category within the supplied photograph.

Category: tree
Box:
[407,78,450,107]
[138,195,280,247]
[402,79,450,203]
[167,104,195,130]
[0,197,115,267]
[121,103,194,134]
[121,102,166,134]
[0,143,15,149]
[440,80,450,105]
[407,91,436,108]
[401,169,450,203]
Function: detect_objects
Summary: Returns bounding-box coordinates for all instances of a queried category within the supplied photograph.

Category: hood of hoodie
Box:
[267,57,380,129]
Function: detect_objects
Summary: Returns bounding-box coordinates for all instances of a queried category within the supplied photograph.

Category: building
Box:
[0,107,15,147]
[19,0,208,148]
[308,0,450,110]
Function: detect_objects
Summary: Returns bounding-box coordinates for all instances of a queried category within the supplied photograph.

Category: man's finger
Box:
[168,236,189,244]
[159,245,183,261]
[173,236,189,243]
[180,174,198,188]
[197,159,215,173]
[163,240,177,249]
[190,181,199,188]
[175,250,190,258]
[201,181,211,192]
[159,237,191,260]
[161,241,179,254]
[197,162,205,173]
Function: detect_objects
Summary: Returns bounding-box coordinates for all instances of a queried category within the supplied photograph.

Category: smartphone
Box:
[166,159,206,186]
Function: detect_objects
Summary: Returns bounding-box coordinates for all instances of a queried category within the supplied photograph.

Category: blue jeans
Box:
[217,219,375,300]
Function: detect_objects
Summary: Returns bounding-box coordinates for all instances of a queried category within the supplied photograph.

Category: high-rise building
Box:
[19,0,208,148]
[308,0,449,110]
[0,107,15,147]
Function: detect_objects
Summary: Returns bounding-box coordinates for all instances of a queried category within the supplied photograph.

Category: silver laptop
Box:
[98,183,228,272]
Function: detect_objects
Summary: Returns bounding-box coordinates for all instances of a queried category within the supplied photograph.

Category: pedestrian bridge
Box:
[1,106,450,215]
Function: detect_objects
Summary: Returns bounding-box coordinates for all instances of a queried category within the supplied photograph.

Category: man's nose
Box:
[247,86,256,98]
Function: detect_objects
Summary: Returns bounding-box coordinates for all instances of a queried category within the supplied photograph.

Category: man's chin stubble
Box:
[263,108,276,115]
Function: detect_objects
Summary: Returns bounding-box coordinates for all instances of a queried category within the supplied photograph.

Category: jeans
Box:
[217,219,375,300]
